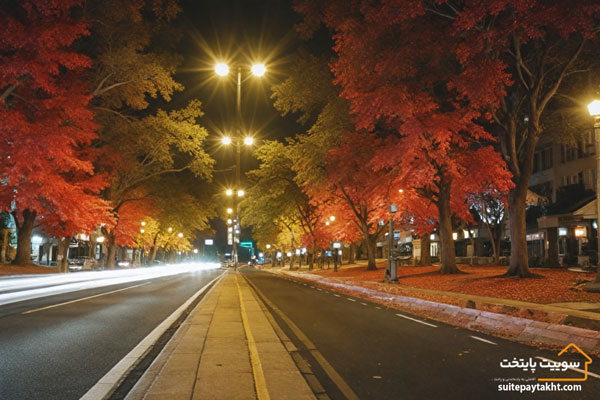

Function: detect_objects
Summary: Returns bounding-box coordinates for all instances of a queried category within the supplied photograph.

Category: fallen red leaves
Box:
[313,264,600,304]
[0,265,58,275]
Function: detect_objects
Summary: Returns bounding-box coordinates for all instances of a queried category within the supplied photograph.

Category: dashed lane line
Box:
[395,313,438,328]
[22,282,151,314]
[347,298,356,302]
[469,335,497,345]
[535,356,600,380]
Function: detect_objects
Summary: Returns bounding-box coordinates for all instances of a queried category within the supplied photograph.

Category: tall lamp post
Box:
[216,62,266,269]
[586,100,600,291]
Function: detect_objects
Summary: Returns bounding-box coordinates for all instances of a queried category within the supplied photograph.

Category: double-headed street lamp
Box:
[215,61,266,268]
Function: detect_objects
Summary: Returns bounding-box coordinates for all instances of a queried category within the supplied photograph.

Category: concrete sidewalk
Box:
[127,271,315,400]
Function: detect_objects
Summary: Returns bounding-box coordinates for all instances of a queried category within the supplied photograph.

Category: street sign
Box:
[205,239,214,245]
[332,242,342,249]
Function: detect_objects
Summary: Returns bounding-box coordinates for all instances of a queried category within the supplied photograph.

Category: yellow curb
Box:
[236,273,270,400]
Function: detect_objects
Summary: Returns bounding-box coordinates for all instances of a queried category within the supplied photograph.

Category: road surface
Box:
[0,264,223,400]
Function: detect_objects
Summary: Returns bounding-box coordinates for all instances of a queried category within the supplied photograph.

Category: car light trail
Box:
[0,262,220,306]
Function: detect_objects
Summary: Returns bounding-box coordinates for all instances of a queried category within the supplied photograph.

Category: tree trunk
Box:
[0,228,10,263]
[420,234,431,266]
[106,234,116,268]
[485,222,499,264]
[438,181,460,274]
[365,234,377,271]
[506,185,533,277]
[308,239,316,270]
[348,242,355,264]
[547,227,559,268]
[13,209,36,266]
[289,253,295,269]
[149,245,158,265]
[57,237,70,272]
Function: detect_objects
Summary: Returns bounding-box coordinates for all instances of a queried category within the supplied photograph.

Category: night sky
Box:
[174,0,307,253]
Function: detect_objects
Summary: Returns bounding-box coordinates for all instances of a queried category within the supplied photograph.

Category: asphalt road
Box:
[242,268,600,399]
[0,267,223,400]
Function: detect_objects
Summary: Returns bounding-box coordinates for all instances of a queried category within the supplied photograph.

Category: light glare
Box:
[251,63,266,77]
[588,100,600,116]
[222,136,232,145]
[215,63,229,76]
[244,137,254,146]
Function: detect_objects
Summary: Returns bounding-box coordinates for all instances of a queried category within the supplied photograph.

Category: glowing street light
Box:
[398,188,404,193]
[141,221,146,226]
[214,60,266,271]
[237,189,245,197]
[168,227,173,232]
[215,62,229,76]
[193,248,199,254]
[251,63,266,77]
[225,188,233,196]
[329,215,336,222]
[178,232,184,238]
[266,244,271,249]
[227,218,232,225]
[140,229,145,233]
[588,100,600,287]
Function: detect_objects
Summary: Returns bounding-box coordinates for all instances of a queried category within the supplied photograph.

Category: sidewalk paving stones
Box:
[128,271,315,400]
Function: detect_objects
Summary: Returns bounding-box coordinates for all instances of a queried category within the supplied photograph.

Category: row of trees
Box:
[0,1,215,268]
[241,0,600,278]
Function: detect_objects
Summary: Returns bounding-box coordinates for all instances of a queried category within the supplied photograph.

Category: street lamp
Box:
[251,63,266,77]
[587,100,600,291]
[178,232,183,238]
[226,208,233,214]
[215,63,229,76]
[225,188,233,196]
[237,189,245,197]
[386,204,398,282]
[215,61,266,270]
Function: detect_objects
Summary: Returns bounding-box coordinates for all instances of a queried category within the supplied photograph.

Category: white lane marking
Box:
[317,288,323,291]
[535,356,600,380]
[360,303,367,306]
[81,272,225,400]
[347,298,356,302]
[395,313,438,328]
[310,286,315,288]
[376,307,381,309]
[469,335,497,345]
[334,294,341,297]
[303,284,308,286]
[22,282,150,314]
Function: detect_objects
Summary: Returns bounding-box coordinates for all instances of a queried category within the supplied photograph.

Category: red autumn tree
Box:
[443,1,600,277]
[294,0,514,273]
[310,132,391,271]
[0,0,112,265]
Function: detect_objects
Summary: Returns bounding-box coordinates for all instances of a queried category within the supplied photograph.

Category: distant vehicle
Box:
[68,256,96,272]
